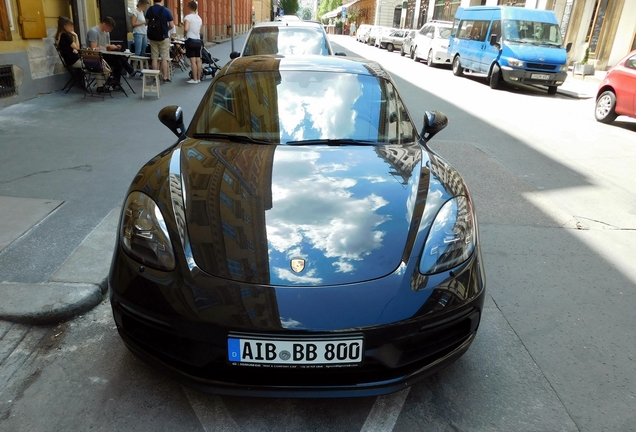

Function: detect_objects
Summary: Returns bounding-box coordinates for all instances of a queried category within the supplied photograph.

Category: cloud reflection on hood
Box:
[267,149,390,280]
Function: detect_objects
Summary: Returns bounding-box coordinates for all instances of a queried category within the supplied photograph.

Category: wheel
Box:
[547,86,557,95]
[409,47,414,59]
[595,90,618,124]
[426,50,435,67]
[400,46,405,57]
[413,47,421,62]
[489,64,501,89]
[387,43,394,52]
[452,56,463,76]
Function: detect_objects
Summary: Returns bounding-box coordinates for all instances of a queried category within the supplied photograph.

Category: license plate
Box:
[227,336,364,366]
[531,73,550,80]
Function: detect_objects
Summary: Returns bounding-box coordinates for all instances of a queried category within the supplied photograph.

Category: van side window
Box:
[471,21,490,41]
[457,20,472,39]
[490,20,501,43]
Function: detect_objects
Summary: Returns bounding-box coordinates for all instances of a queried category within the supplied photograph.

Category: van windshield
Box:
[502,20,563,47]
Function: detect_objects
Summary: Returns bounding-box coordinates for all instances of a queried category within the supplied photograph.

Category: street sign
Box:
[342,7,347,18]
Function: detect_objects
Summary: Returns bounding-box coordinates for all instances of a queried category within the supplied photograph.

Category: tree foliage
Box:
[299,6,313,20]
[317,0,341,20]
[278,0,300,16]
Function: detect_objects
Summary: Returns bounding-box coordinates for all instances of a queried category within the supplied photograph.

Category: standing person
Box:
[145,0,174,82]
[131,0,150,56]
[55,16,81,69]
[184,1,203,84]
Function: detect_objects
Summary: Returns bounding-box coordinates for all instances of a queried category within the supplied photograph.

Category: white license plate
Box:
[531,73,550,80]
[227,337,364,365]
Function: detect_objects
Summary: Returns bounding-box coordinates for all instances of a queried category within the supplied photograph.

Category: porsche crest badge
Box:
[290,258,305,273]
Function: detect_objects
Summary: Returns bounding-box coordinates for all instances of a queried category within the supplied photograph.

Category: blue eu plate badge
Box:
[228,338,241,362]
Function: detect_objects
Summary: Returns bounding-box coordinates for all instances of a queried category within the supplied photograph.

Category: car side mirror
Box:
[229,51,240,59]
[489,34,498,45]
[421,110,448,143]
[335,52,347,56]
[565,42,572,53]
[159,105,186,139]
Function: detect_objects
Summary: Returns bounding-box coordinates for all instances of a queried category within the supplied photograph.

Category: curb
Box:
[0,282,105,325]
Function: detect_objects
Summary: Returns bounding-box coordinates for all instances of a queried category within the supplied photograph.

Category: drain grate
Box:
[0,65,16,98]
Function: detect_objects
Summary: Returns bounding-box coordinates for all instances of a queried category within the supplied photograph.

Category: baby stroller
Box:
[190,45,222,81]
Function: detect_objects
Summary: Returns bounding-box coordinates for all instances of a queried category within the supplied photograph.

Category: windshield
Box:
[503,19,563,46]
[189,69,417,145]
[243,27,331,56]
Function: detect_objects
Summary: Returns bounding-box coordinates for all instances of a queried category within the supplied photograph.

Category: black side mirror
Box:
[489,33,498,46]
[159,106,186,138]
[229,51,240,59]
[565,42,572,53]
[335,52,347,56]
[421,110,448,143]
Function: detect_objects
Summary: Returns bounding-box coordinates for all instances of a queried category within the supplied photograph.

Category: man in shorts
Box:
[145,0,174,82]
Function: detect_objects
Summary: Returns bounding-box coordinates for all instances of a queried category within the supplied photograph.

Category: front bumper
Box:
[501,66,567,87]
[109,245,485,398]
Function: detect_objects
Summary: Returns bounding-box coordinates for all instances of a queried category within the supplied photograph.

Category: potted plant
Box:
[573,47,595,76]
[335,18,343,35]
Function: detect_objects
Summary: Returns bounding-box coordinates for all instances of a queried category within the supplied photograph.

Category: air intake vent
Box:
[0,65,16,98]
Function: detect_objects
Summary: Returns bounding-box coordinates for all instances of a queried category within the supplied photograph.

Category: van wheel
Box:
[452,56,463,76]
[387,43,394,52]
[489,64,502,89]
[595,91,618,124]
[427,50,435,67]
[547,86,558,95]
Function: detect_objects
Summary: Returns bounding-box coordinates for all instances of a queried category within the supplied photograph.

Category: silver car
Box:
[378,29,408,52]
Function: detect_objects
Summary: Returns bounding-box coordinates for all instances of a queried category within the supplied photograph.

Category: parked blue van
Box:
[448,6,569,94]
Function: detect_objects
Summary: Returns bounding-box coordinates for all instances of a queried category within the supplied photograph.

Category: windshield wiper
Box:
[192,133,274,145]
[286,139,378,146]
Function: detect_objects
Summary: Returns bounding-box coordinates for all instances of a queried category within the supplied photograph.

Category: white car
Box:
[412,21,452,66]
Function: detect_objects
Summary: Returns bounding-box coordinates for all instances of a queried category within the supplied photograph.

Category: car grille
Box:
[114,302,480,387]
[527,63,557,71]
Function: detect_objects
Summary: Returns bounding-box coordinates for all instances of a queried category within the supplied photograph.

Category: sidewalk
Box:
[0,36,244,326]
[553,69,606,99]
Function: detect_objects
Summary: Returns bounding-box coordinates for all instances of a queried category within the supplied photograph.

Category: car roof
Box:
[253,20,322,28]
[222,55,390,79]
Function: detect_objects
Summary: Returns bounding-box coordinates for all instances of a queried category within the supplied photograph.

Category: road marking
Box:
[183,387,242,432]
[360,388,411,432]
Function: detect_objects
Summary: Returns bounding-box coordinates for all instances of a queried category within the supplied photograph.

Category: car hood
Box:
[504,42,566,64]
[179,139,425,287]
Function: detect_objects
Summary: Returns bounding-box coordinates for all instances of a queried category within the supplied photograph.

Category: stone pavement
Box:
[553,69,606,99]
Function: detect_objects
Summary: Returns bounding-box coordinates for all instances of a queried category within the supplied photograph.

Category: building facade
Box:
[0,0,252,107]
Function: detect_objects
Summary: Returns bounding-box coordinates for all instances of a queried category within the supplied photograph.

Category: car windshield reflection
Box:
[243,27,330,56]
[189,68,417,145]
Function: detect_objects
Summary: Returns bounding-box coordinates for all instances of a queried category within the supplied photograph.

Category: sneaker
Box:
[163,77,171,83]
[132,70,143,78]
[186,79,198,84]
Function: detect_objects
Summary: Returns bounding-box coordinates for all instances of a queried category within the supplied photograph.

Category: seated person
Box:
[87,16,141,88]
[56,16,81,68]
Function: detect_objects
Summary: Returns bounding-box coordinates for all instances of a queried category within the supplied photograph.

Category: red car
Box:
[595,50,636,124]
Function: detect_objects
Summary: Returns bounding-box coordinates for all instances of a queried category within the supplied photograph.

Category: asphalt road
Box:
[1,34,636,432]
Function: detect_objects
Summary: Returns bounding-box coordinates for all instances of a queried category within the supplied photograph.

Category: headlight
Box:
[419,196,475,275]
[120,191,175,271]
[559,64,568,71]
[508,58,524,68]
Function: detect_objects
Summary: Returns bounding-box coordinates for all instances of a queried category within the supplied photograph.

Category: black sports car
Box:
[109,55,486,398]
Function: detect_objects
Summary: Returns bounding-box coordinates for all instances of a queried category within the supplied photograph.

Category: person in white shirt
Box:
[184,1,203,84]
[131,0,150,56]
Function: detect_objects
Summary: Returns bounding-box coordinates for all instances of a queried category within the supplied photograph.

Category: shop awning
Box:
[322,0,360,20]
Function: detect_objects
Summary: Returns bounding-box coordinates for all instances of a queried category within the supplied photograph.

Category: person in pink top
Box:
[184,1,203,84]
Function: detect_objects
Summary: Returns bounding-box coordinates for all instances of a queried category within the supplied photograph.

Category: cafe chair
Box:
[55,44,84,93]
[79,49,113,100]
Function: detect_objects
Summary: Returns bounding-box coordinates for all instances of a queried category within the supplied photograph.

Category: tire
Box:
[400,46,405,57]
[410,47,414,59]
[387,43,394,52]
[452,56,463,76]
[547,86,557,95]
[427,50,435,67]
[595,90,618,124]
[489,64,501,89]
